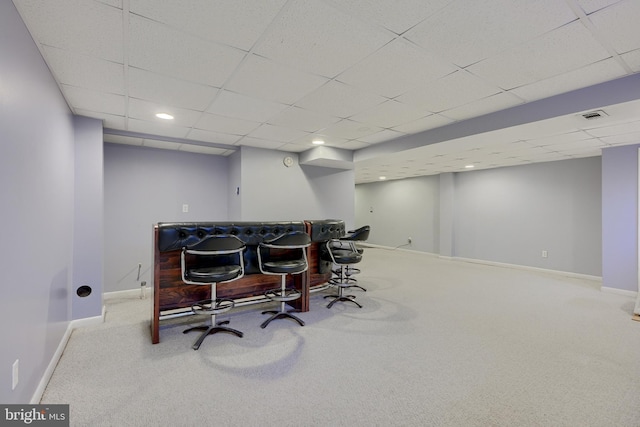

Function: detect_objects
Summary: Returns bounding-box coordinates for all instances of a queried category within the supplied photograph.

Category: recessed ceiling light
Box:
[465,164,475,169]
[155,113,174,120]
[312,139,325,145]
[379,176,387,180]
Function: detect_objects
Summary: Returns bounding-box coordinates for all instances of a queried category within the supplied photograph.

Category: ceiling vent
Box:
[580,110,608,120]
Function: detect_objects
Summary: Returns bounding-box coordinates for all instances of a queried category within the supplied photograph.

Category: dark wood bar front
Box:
[151,220,344,344]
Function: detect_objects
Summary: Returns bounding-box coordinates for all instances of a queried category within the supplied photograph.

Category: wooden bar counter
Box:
[151,220,344,344]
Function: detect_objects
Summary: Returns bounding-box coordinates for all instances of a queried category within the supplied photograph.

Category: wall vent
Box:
[580,110,608,120]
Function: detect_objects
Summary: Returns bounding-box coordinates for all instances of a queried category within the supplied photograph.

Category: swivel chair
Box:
[332,225,370,291]
[323,237,363,309]
[181,235,246,350]
[258,231,311,328]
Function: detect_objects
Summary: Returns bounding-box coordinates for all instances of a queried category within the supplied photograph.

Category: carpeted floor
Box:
[42,248,640,426]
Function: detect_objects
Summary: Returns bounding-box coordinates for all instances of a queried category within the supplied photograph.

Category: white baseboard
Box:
[601,286,638,298]
[453,256,602,282]
[31,306,106,404]
[104,288,146,300]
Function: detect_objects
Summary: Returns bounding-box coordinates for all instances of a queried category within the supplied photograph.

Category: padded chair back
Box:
[258,231,311,275]
[181,235,246,285]
[344,225,370,242]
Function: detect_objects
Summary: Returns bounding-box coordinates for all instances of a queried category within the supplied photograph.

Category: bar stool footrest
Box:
[265,288,301,302]
[191,298,235,316]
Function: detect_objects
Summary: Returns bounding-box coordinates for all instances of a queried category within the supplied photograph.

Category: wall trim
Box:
[31,306,106,404]
[104,288,145,300]
[453,256,602,282]
[601,286,638,298]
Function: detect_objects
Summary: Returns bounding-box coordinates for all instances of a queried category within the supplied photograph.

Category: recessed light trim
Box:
[379,176,387,180]
[312,139,325,145]
[155,113,174,120]
[465,164,475,169]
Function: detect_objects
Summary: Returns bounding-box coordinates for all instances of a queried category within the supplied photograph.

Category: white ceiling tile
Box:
[193,112,259,135]
[206,90,287,122]
[127,118,190,138]
[325,0,452,35]
[585,120,640,137]
[178,144,230,156]
[621,49,640,72]
[514,151,570,162]
[396,71,501,112]
[128,68,218,111]
[575,0,622,14]
[589,0,640,54]
[350,100,431,129]
[555,147,603,157]
[527,131,594,146]
[508,59,627,102]
[75,109,126,129]
[440,92,523,121]
[336,38,457,98]
[467,22,611,90]
[61,85,125,116]
[268,107,341,132]
[543,138,606,151]
[358,129,406,144]
[96,0,121,8]
[405,0,576,68]
[129,0,287,51]
[128,15,246,86]
[236,136,286,150]
[225,54,328,105]
[391,114,455,134]
[128,98,201,128]
[601,131,640,145]
[295,81,386,119]
[15,0,123,62]
[248,124,310,143]
[319,119,383,140]
[185,128,243,145]
[290,134,350,148]
[42,46,124,95]
[275,143,311,153]
[254,0,393,78]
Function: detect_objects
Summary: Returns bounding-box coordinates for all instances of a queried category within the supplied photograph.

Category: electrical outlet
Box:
[12,359,19,390]
[182,204,189,213]
[542,250,548,258]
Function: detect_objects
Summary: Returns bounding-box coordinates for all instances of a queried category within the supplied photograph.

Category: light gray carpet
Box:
[42,248,640,426]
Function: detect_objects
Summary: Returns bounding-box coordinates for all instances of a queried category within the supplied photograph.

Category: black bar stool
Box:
[181,235,246,350]
[258,231,311,328]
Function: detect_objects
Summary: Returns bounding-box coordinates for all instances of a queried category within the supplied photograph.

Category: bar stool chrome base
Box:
[260,288,305,328]
[324,279,362,309]
[184,298,243,350]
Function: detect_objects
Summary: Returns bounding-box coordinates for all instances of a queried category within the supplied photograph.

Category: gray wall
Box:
[355,175,440,252]
[103,143,355,293]
[103,143,229,292]
[0,1,75,404]
[356,156,603,277]
[454,157,602,275]
[602,144,639,292]
[237,146,355,226]
[72,116,104,319]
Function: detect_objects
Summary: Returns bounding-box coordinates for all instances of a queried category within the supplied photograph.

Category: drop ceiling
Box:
[13,0,640,183]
